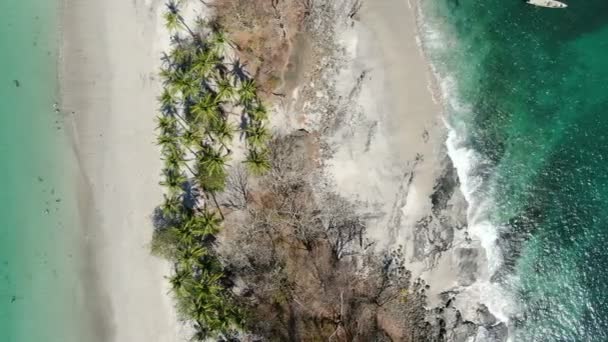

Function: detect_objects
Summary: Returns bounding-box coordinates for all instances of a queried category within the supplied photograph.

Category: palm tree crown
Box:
[244,148,271,175]
[154,11,267,340]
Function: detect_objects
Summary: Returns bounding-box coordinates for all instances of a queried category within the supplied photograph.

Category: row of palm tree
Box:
[154,1,271,339]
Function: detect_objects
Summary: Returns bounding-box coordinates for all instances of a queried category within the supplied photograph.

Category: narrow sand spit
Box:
[60,0,183,340]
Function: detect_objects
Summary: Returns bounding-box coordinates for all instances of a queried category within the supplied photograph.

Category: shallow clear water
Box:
[422,0,608,340]
[0,1,85,341]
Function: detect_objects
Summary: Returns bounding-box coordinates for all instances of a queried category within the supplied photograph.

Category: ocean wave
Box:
[415,0,519,334]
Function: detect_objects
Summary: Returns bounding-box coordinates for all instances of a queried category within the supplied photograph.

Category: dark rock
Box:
[431,156,459,215]
[476,304,497,327]
[455,247,480,286]
[443,306,461,330]
[451,321,477,342]
[476,322,508,342]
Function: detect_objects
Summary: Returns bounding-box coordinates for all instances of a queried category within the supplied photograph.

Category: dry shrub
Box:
[214,0,308,95]
[218,132,435,341]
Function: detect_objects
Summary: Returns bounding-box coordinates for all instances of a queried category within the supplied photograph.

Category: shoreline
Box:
[0,1,90,340]
[415,0,515,318]
[414,0,515,337]
[59,0,183,340]
[413,0,608,339]
[313,0,511,339]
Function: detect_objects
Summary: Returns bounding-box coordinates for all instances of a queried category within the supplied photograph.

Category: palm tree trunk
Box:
[179,17,197,40]
[217,140,232,157]
[183,145,200,159]
[184,161,198,178]
[170,113,189,131]
[210,192,224,220]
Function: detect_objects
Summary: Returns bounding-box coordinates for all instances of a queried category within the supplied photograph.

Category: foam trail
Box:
[415,2,518,336]
[444,120,502,272]
[442,90,516,330]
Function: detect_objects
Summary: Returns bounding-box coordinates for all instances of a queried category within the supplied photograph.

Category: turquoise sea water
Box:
[422,0,608,340]
[0,1,85,341]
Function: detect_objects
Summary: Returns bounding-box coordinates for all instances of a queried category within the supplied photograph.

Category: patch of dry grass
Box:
[214,0,308,95]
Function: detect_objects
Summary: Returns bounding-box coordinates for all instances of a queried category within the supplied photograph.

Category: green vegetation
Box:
[153,1,270,339]
[153,2,430,341]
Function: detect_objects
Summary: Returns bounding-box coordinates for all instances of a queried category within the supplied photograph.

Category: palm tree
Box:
[165,69,184,95]
[209,119,235,148]
[215,77,235,102]
[159,66,176,85]
[190,94,219,125]
[159,88,180,115]
[180,126,203,153]
[163,2,184,33]
[195,153,228,193]
[161,194,184,218]
[162,143,186,169]
[197,145,228,176]
[195,211,221,236]
[169,267,194,296]
[192,49,219,79]
[238,79,257,106]
[178,245,207,269]
[154,14,272,338]
[245,124,270,148]
[187,280,241,334]
[164,1,196,37]
[182,212,220,242]
[157,131,180,156]
[172,70,199,100]
[181,218,202,243]
[195,272,225,298]
[209,28,235,55]
[156,115,178,135]
[164,144,200,177]
[159,89,191,126]
[168,44,194,68]
[189,302,218,338]
[172,225,196,246]
[160,168,187,196]
[249,103,268,122]
[244,148,270,175]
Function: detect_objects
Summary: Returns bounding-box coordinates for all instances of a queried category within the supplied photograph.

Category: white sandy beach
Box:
[277,0,461,291]
[323,0,454,268]
[60,0,183,340]
[331,0,445,240]
[320,0,505,337]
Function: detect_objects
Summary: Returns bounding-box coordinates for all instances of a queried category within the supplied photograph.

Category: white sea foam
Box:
[416,0,519,336]
[444,123,502,271]
[441,75,517,338]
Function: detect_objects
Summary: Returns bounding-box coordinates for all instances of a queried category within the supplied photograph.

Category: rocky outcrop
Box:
[427,293,509,342]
